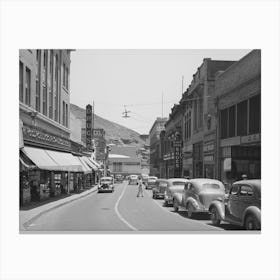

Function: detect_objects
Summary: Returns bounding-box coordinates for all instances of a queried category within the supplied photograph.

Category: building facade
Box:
[215,50,261,185]
[180,58,236,179]
[149,117,168,177]
[19,49,97,205]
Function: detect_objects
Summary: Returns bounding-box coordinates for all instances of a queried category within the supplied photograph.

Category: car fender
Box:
[173,192,183,206]
[185,197,199,210]
[208,200,225,220]
[242,206,261,225]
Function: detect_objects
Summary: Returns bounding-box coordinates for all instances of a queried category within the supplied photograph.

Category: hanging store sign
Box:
[86,104,93,151]
[240,133,260,144]
[174,141,182,177]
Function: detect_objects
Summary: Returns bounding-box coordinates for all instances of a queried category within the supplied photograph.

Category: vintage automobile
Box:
[141,174,149,186]
[152,179,168,199]
[115,174,123,183]
[164,178,189,206]
[209,179,261,230]
[98,177,115,193]
[128,175,138,185]
[146,176,158,190]
[173,178,225,218]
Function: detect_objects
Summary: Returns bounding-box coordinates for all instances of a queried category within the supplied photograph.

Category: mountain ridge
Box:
[70,103,145,146]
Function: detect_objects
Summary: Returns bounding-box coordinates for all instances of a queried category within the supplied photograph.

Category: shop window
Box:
[237,100,248,136]
[249,94,261,134]
[228,105,236,138]
[220,108,228,139]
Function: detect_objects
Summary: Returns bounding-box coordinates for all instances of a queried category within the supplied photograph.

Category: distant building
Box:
[108,154,141,176]
[149,117,168,176]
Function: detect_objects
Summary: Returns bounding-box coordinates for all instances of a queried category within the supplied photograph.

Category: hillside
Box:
[70,103,145,146]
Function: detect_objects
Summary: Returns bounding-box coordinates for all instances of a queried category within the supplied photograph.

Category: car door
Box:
[226,184,240,221]
[237,184,254,220]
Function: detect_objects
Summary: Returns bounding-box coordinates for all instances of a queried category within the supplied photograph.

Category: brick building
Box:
[215,50,261,184]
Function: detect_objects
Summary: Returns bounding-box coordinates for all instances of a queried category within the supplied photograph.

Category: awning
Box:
[82,156,98,171]
[22,147,83,172]
[88,157,101,168]
[45,150,83,172]
[77,157,92,174]
[19,150,35,169]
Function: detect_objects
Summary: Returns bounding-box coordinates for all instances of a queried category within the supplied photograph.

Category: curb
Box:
[21,186,98,230]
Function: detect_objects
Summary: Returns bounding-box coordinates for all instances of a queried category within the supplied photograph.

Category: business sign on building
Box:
[93,128,106,160]
[86,104,93,151]
[174,141,182,177]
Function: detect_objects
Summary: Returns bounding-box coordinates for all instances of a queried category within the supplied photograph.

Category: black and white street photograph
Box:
[19,49,261,232]
[1,1,280,280]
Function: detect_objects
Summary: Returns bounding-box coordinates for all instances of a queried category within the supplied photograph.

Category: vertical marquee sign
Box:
[174,140,182,178]
[86,104,93,151]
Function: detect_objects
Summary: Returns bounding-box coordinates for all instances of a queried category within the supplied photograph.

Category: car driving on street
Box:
[128,175,138,185]
[98,177,115,193]
[209,179,261,230]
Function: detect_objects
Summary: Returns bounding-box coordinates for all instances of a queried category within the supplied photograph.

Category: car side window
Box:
[240,185,254,196]
[230,184,239,196]
[184,183,190,191]
[189,184,194,192]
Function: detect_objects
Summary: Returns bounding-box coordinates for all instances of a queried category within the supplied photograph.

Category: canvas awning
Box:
[22,147,83,172]
[82,156,98,171]
[77,157,92,174]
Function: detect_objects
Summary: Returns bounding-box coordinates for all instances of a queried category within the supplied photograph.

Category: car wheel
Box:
[210,207,221,226]
[187,204,194,218]
[245,215,260,230]
[173,200,179,212]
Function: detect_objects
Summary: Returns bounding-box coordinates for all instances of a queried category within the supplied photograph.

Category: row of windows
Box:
[62,101,69,128]
[184,111,192,140]
[220,94,260,139]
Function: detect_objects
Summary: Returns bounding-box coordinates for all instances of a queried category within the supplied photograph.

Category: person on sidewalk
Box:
[137,177,144,197]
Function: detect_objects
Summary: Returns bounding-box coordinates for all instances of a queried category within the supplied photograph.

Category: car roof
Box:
[167,178,189,183]
[233,179,261,189]
[189,178,224,186]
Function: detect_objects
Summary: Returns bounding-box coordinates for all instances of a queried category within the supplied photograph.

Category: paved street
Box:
[24,181,243,232]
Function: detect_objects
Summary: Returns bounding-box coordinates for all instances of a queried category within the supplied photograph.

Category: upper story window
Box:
[249,94,261,134]
[237,100,248,136]
[63,63,66,86]
[66,67,69,90]
[25,67,31,106]
[19,61,24,102]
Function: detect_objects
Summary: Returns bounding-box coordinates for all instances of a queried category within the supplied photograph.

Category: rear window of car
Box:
[171,181,186,186]
[202,183,221,190]
[101,179,112,183]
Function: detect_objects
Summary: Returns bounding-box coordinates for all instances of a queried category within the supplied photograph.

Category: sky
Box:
[70,49,251,135]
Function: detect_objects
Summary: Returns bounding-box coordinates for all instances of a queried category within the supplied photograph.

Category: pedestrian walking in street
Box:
[137,177,144,197]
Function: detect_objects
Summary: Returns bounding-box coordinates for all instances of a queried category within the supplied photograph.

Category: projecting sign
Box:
[86,104,92,151]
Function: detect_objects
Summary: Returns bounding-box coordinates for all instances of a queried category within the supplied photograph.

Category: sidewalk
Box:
[20,185,98,231]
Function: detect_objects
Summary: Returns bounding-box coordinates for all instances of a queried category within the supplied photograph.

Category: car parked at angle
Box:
[164,178,189,206]
[209,179,261,230]
[146,176,158,190]
[128,175,138,185]
[98,177,115,193]
[152,179,168,199]
[173,178,225,218]
[141,174,149,186]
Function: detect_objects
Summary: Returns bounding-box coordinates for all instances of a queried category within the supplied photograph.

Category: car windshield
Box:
[101,179,112,184]
[159,182,168,187]
[201,183,221,190]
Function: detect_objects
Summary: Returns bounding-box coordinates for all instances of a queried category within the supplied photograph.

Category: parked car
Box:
[146,176,158,190]
[173,178,225,218]
[152,179,168,199]
[115,174,123,183]
[129,175,138,185]
[141,174,149,186]
[164,178,189,206]
[209,179,261,230]
[98,177,115,193]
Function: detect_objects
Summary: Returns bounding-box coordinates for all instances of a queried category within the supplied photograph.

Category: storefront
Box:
[203,139,216,179]
[193,142,203,178]
[220,135,261,185]
[20,146,84,203]
[182,143,193,178]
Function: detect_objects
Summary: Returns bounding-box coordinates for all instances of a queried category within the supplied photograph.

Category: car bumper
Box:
[164,197,173,205]
[154,193,164,198]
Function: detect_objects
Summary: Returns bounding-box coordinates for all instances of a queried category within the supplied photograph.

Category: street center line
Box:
[114,182,137,231]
